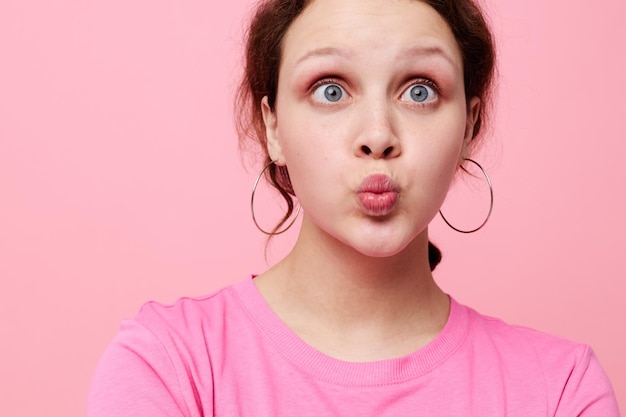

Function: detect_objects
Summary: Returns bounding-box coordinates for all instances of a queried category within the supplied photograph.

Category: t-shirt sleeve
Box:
[86,318,202,417]
[554,345,620,417]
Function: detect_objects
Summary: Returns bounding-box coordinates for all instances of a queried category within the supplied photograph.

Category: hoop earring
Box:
[251,161,302,235]
[439,158,493,234]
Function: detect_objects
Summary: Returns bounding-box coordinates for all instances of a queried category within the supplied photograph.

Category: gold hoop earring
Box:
[439,158,493,234]
[250,161,302,235]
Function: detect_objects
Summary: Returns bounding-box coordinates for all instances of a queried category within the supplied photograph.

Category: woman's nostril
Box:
[361,145,372,155]
[383,146,393,157]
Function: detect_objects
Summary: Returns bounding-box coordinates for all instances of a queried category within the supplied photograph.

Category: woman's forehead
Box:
[281,0,462,69]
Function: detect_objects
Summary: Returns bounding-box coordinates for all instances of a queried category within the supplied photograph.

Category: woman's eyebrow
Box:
[294,47,354,65]
[398,45,460,71]
[294,45,459,71]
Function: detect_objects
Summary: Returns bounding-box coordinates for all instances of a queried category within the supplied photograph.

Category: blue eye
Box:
[312,83,344,103]
[401,83,437,103]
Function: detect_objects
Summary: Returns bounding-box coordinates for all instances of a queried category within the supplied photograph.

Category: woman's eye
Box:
[401,83,437,103]
[312,83,345,103]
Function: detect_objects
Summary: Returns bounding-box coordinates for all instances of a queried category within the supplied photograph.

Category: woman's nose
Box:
[353,102,401,159]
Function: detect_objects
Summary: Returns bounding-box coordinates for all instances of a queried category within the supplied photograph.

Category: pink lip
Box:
[357,174,399,216]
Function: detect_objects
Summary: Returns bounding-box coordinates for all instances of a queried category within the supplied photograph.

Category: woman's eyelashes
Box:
[310,79,347,104]
[400,80,438,104]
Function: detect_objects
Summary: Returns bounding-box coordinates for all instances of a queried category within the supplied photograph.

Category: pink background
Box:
[1,0,624,415]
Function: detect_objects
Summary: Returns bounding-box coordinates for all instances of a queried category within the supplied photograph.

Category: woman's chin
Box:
[346,235,418,259]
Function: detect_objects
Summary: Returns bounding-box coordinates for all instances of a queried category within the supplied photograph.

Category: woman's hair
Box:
[235,0,496,270]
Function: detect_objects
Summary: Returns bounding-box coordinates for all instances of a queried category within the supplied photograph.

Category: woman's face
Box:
[262,0,480,257]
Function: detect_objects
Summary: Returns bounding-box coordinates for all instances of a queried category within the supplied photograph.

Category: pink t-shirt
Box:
[86,276,620,416]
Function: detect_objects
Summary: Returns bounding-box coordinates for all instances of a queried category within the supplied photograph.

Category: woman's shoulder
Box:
[135,282,236,326]
[455,299,590,366]
[126,276,257,345]
[459,300,586,354]
[458,300,618,402]
[449,299,619,415]
[86,277,255,416]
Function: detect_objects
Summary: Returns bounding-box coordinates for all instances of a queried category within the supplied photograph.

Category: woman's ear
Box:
[460,97,481,161]
[261,96,286,166]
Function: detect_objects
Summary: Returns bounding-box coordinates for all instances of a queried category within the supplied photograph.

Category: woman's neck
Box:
[254,218,450,362]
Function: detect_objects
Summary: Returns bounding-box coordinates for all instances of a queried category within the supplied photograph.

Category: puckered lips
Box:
[357,173,399,216]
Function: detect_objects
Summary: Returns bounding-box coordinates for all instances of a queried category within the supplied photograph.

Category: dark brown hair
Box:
[235,0,496,270]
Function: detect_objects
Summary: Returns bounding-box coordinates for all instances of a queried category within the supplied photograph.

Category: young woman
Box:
[87,0,620,415]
